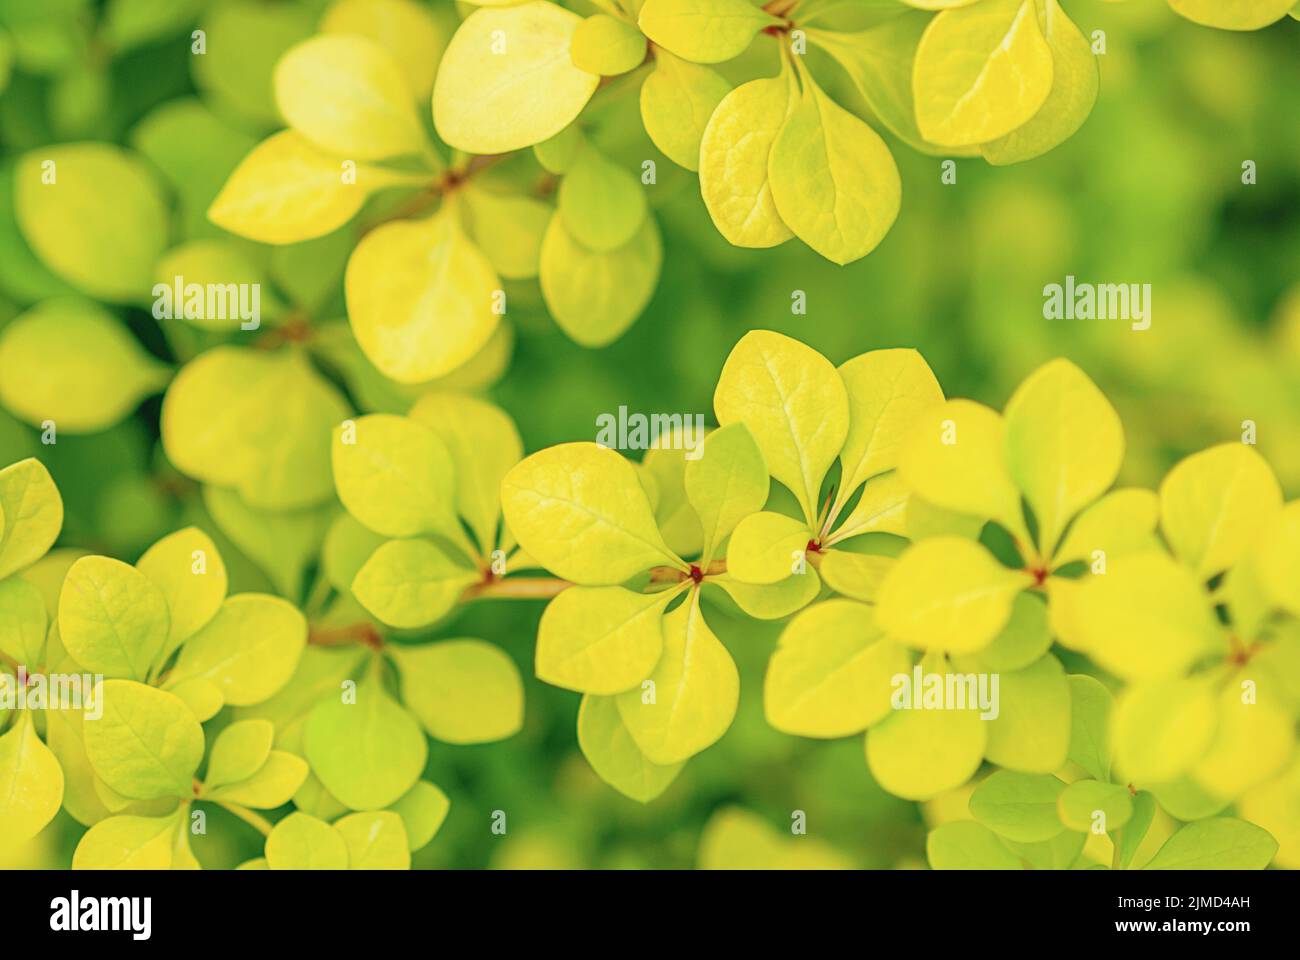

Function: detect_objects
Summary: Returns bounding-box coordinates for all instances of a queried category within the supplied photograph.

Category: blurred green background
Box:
[1,0,1297,868]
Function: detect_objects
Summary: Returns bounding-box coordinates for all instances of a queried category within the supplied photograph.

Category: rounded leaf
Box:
[913,0,1053,146]
[304,671,427,810]
[433,1,598,153]
[391,639,524,744]
[59,555,169,682]
[578,694,683,803]
[713,330,849,523]
[765,599,911,737]
[275,34,427,160]
[265,812,349,869]
[84,680,204,800]
[170,595,307,707]
[0,299,168,433]
[768,73,901,265]
[536,586,672,695]
[698,75,794,248]
[876,538,1032,653]
[501,442,681,584]
[866,704,986,801]
[615,591,739,764]
[15,143,167,303]
[1159,443,1282,579]
[346,209,501,383]
[1003,358,1123,556]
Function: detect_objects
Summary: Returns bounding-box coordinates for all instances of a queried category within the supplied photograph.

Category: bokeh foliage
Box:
[0,0,1297,868]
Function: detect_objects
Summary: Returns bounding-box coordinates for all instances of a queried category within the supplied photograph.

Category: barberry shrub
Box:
[484,330,1298,869]
[0,443,520,868]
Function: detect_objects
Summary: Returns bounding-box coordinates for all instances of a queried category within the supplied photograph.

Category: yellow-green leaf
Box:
[208,131,399,244]
[725,510,813,585]
[161,345,348,509]
[1159,443,1282,580]
[205,719,274,790]
[866,699,986,800]
[913,0,1053,147]
[826,470,910,545]
[816,549,893,602]
[981,0,1098,165]
[206,751,308,808]
[387,781,450,850]
[408,391,522,554]
[304,670,426,810]
[1004,358,1124,556]
[638,0,777,64]
[58,556,169,682]
[713,330,848,523]
[1167,0,1295,30]
[685,423,769,566]
[768,68,900,265]
[1192,683,1294,799]
[1113,678,1218,784]
[571,13,645,75]
[983,653,1070,773]
[539,211,662,347]
[169,595,307,707]
[391,639,524,744]
[765,599,911,737]
[265,812,349,869]
[969,770,1065,842]
[0,459,63,580]
[1143,817,1277,870]
[958,590,1050,673]
[15,143,167,303]
[899,399,1027,543]
[577,693,683,803]
[536,586,673,694]
[707,569,821,619]
[335,810,411,869]
[461,186,551,280]
[332,413,461,542]
[501,442,682,584]
[84,680,203,800]
[0,299,168,433]
[1053,488,1159,567]
[0,576,47,666]
[558,144,648,253]
[1258,501,1300,617]
[876,537,1032,653]
[433,1,598,153]
[275,34,427,160]
[836,348,944,502]
[1071,551,1222,680]
[926,820,1022,870]
[352,539,479,629]
[640,48,730,171]
[71,811,184,869]
[346,206,501,383]
[615,590,738,764]
[0,711,64,845]
[136,527,228,664]
[321,0,448,99]
[698,74,794,248]
[1057,779,1132,834]
[1066,673,1112,782]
